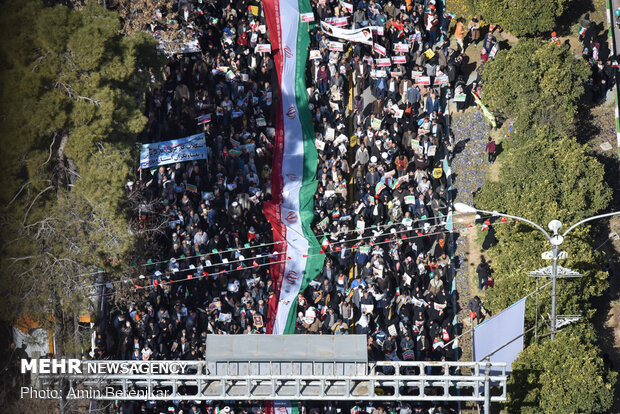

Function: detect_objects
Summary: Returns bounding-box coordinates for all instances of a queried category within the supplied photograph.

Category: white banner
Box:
[324,16,348,27]
[376,58,391,67]
[140,133,207,168]
[321,21,373,45]
[473,298,525,373]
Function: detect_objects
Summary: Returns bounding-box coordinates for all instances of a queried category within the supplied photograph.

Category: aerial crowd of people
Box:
[86,0,616,413]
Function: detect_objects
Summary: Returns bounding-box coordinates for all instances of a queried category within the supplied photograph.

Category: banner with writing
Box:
[324,16,348,27]
[321,21,373,45]
[140,133,208,168]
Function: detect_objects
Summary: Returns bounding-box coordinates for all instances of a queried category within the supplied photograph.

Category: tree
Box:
[0,0,163,353]
[480,40,590,136]
[507,331,617,413]
[109,0,175,36]
[475,132,611,225]
[474,129,611,318]
[467,0,570,37]
[480,224,609,321]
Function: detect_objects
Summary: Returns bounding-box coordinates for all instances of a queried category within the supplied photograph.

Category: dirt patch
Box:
[606,300,620,350]
[583,92,620,409]
[485,159,501,182]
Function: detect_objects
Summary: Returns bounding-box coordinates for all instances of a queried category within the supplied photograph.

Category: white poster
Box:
[140,133,208,168]
[321,21,374,46]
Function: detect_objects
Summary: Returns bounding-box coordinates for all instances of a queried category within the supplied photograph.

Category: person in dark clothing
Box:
[476,256,491,290]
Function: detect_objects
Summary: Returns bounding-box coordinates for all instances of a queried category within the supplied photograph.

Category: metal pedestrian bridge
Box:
[41,359,507,402]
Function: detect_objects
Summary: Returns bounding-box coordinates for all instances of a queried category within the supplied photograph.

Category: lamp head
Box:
[548,220,562,234]
[453,202,477,214]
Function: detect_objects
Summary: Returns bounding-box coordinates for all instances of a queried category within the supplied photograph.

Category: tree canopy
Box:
[0,0,163,345]
[467,0,571,37]
[507,332,617,413]
[480,40,590,136]
[479,224,609,321]
[474,128,611,319]
[475,131,611,225]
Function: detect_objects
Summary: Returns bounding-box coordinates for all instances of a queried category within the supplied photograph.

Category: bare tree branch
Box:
[23,186,54,225]
[6,181,30,207]
[55,81,101,106]
[43,133,57,166]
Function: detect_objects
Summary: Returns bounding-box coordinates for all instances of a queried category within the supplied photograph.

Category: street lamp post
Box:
[453,203,620,340]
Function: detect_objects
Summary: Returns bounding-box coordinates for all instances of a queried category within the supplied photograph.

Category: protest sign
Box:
[321,21,373,45]
[371,118,382,130]
[361,304,374,314]
[373,44,387,56]
[255,44,271,53]
[434,75,449,85]
[350,134,357,147]
[309,50,322,60]
[140,133,207,169]
[394,43,409,52]
[340,0,353,12]
[326,128,335,140]
[329,41,344,51]
[416,76,431,85]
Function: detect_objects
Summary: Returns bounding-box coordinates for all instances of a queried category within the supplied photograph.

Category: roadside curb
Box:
[606,0,620,158]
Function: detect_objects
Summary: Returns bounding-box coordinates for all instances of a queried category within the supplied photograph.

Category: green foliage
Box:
[475,132,611,225]
[0,0,163,339]
[481,40,590,136]
[507,331,617,413]
[481,225,608,321]
[468,0,570,37]
[475,128,611,320]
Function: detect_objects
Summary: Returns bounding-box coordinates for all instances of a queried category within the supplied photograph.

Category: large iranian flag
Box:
[262,0,324,340]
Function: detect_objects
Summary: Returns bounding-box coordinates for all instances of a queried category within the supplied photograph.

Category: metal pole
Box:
[550,243,558,340]
[483,361,491,414]
[535,278,539,344]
